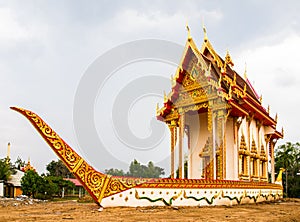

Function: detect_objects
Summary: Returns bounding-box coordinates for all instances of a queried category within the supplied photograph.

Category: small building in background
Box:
[3,158,36,198]
[5,169,24,197]
[64,178,86,198]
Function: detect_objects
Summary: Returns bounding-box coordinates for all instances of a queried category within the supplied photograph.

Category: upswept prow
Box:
[11,107,151,205]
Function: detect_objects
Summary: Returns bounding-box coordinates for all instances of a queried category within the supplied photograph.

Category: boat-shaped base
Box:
[102,181,282,207]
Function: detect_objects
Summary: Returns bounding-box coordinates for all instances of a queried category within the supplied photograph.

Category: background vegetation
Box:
[0,142,298,200]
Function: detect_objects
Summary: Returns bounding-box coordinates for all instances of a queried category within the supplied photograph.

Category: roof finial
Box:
[281,127,284,137]
[171,74,174,85]
[225,50,234,67]
[233,73,237,86]
[164,91,167,102]
[259,95,262,103]
[243,83,247,97]
[275,113,278,122]
[186,22,192,41]
[228,85,232,100]
[156,103,159,114]
[267,105,270,114]
[243,62,248,80]
[202,20,208,42]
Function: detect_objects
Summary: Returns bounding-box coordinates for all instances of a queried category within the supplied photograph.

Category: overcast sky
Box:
[1,0,300,174]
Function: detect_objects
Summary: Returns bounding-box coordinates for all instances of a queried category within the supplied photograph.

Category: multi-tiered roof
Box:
[157,26,283,140]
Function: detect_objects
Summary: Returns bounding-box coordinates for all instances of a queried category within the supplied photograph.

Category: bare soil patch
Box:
[0,198,299,222]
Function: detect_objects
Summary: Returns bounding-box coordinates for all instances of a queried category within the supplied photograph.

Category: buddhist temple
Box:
[156,26,283,183]
[11,26,284,207]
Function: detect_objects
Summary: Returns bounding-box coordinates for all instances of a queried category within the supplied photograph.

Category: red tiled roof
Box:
[64,178,83,187]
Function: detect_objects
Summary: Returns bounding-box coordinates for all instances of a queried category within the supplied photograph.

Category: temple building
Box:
[157,27,283,183]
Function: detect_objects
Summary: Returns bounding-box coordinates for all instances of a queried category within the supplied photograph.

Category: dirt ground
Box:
[0,198,299,222]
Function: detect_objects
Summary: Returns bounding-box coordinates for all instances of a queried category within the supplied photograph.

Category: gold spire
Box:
[275,113,278,122]
[244,62,247,80]
[202,22,208,42]
[186,22,192,41]
[23,157,35,172]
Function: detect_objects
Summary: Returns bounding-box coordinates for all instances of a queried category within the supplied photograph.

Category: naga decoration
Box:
[11,107,153,205]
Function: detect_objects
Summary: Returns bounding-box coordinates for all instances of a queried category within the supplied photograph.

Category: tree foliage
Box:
[21,170,44,198]
[105,159,165,178]
[21,159,77,199]
[46,159,74,178]
[104,168,125,176]
[14,156,26,170]
[0,158,16,181]
[42,176,75,197]
[275,142,300,197]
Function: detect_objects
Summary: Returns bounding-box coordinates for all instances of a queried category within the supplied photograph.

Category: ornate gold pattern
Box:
[239,134,250,180]
[176,88,208,107]
[182,102,209,113]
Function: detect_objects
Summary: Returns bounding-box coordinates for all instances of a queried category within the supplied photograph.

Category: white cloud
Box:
[0,7,33,44]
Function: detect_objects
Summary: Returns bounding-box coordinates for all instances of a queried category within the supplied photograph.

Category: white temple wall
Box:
[186,112,209,179]
[225,117,238,180]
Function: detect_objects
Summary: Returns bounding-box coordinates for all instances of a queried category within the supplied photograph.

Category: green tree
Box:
[21,170,44,198]
[275,142,300,197]
[42,176,60,198]
[0,158,15,181]
[46,159,74,178]
[143,161,165,178]
[42,175,75,197]
[14,156,26,170]
[104,168,125,176]
[126,159,165,178]
[127,159,143,177]
[176,155,188,179]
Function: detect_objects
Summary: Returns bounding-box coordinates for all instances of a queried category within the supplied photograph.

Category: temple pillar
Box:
[168,120,177,179]
[215,110,227,180]
[270,139,277,183]
[204,105,217,180]
[178,113,185,179]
